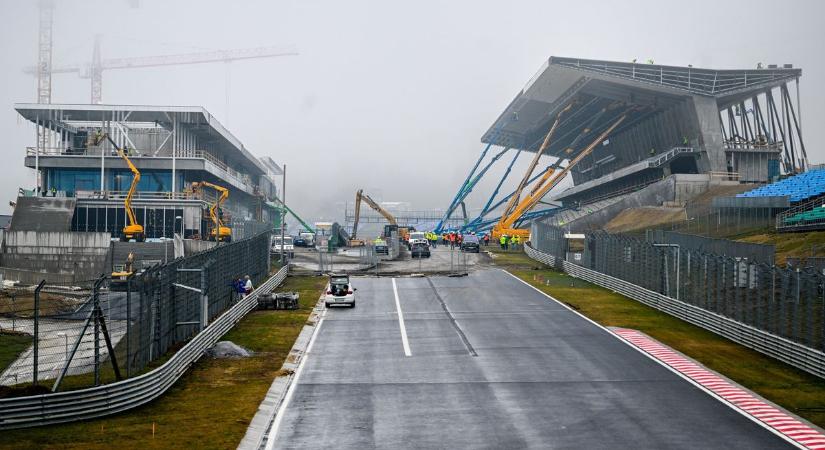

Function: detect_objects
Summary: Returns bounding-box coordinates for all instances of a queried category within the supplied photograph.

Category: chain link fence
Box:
[531,221,825,352]
[0,231,271,393]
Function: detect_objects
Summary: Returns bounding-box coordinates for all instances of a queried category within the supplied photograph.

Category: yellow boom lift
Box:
[91,132,145,242]
[492,103,630,240]
[192,181,232,242]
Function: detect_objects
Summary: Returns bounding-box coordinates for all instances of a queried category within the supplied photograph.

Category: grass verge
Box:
[488,247,825,428]
[0,331,32,374]
[0,274,327,450]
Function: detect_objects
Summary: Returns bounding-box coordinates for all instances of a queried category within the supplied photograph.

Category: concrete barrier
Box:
[0,231,111,284]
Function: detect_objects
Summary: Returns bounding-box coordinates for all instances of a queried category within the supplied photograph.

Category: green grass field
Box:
[0,275,327,450]
[488,247,825,428]
[0,332,32,375]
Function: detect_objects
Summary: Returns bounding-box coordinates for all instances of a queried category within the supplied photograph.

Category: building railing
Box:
[776,194,825,232]
[175,150,259,194]
[74,190,199,201]
[25,147,260,195]
[709,171,741,182]
[647,146,695,168]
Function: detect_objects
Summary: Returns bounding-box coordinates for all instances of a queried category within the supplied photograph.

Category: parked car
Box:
[374,239,389,255]
[293,236,308,247]
[325,273,355,308]
[410,242,431,258]
[461,235,480,253]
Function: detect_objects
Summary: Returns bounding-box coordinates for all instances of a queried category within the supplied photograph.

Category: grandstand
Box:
[470,57,808,233]
[737,168,825,202]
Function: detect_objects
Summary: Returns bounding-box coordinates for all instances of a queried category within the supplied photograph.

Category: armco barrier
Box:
[524,243,825,380]
[0,266,289,430]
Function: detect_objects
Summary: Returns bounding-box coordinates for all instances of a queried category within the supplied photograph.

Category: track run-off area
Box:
[263,268,803,449]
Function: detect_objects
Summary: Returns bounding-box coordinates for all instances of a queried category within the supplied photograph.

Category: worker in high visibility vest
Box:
[499,234,507,250]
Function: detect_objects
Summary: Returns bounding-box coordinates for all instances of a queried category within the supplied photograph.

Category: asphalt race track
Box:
[266,269,791,449]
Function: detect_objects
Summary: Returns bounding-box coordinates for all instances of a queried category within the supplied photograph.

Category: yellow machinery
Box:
[351,189,397,246]
[110,252,134,291]
[92,133,145,242]
[492,104,630,240]
[192,181,232,242]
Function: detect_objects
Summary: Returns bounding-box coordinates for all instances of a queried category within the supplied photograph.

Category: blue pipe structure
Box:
[463,162,557,231]
[477,148,522,222]
[435,121,511,233]
[435,142,494,233]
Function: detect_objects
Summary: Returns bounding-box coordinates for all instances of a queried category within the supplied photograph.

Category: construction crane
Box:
[26,2,298,105]
[351,189,406,246]
[91,132,145,242]
[273,198,313,233]
[491,106,630,240]
[192,181,232,243]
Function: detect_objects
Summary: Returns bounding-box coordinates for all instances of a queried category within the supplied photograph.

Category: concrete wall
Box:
[0,231,111,284]
[110,241,176,270]
[560,177,676,232]
[672,174,711,205]
[183,239,217,256]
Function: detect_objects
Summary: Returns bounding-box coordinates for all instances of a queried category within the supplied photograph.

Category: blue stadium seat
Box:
[736,169,825,202]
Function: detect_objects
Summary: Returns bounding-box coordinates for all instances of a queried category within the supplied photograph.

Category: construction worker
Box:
[682,136,689,146]
[512,234,520,250]
[499,234,507,250]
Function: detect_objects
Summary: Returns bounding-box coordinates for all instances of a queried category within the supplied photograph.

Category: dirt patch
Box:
[604,206,686,233]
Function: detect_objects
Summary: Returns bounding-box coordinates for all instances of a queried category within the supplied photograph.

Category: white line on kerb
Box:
[392,278,412,357]
[263,306,327,450]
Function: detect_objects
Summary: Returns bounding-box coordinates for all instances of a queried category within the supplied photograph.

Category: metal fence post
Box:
[32,280,46,386]
[93,276,102,387]
[126,273,134,377]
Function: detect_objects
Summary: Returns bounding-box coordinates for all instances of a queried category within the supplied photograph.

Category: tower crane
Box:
[27,1,297,104]
[25,38,298,104]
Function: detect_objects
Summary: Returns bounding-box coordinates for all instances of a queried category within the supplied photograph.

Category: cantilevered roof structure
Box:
[15,103,269,176]
[481,57,801,157]
[479,57,806,193]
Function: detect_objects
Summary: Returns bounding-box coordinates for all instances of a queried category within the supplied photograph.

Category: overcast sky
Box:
[1,0,823,226]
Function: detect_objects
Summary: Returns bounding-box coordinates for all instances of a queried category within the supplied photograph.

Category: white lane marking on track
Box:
[392,278,412,357]
[500,269,805,449]
[263,305,328,450]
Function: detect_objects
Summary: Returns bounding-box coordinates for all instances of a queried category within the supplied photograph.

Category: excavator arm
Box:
[352,190,363,239]
[359,190,397,225]
[351,189,397,243]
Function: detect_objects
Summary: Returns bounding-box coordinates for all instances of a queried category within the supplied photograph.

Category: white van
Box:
[409,231,428,247]
[272,235,295,258]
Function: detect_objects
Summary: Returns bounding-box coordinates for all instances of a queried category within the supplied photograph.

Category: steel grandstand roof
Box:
[481,57,801,155]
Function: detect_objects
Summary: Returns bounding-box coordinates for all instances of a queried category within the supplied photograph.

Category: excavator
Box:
[491,103,631,240]
[191,181,232,242]
[351,189,412,246]
[91,132,145,242]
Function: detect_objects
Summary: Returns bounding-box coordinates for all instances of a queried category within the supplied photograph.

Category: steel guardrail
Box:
[524,243,825,380]
[0,266,289,430]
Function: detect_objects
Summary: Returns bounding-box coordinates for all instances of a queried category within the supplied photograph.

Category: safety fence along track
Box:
[524,229,825,380]
[0,265,288,430]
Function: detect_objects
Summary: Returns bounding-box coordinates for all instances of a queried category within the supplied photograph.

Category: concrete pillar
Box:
[689,95,727,174]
